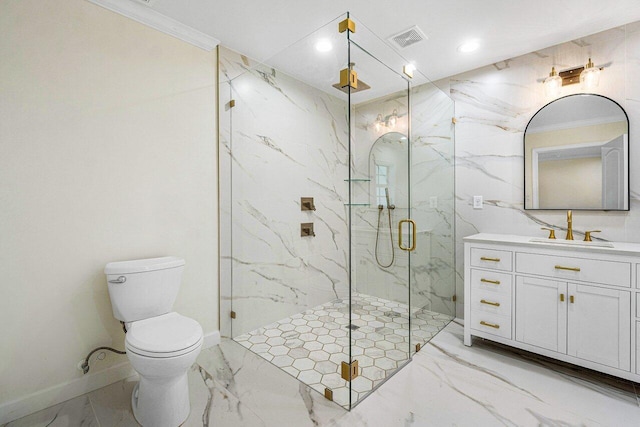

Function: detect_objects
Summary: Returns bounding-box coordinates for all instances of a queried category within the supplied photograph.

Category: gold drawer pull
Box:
[570,295,575,304]
[555,265,580,272]
[480,257,500,262]
[480,278,501,285]
[480,299,500,307]
[560,293,565,302]
[480,321,500,329]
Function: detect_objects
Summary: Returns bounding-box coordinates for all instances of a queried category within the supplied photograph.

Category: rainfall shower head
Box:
[331,80,371,94]
[332,62,371,93]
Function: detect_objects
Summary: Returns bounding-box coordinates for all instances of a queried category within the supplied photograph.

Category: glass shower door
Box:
[347,25,413,407]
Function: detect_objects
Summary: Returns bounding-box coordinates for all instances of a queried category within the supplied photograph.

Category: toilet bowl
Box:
[126,312,203,427]
[104,257,203,427]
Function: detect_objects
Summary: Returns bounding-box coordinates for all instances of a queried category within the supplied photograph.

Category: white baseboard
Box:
[203,330,221,349]
[0,361,136,425]
[0,329,220,424]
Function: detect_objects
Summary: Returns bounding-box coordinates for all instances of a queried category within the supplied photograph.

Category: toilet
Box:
[104,257,203,427]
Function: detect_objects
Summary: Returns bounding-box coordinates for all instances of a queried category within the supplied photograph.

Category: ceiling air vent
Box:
[388,25,427,49]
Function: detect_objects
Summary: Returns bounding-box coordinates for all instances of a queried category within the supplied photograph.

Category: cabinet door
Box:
[567,283,631,371]
[516,276,567,353]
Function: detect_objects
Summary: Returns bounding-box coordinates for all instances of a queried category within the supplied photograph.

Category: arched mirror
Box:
[369,132,408,207]
[524,94,629,210]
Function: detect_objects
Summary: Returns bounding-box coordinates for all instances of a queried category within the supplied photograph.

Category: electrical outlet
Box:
[473,195,483,209]
[429,196,438,208]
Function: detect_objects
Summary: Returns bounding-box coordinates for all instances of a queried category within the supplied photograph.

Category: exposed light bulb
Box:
[580,58,600,90]
[544,66,562,98]
[387,109,398,128]
[315,38,333,53]
[374,114,383,132]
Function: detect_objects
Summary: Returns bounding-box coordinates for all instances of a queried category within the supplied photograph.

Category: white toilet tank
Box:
[105,257,185,322]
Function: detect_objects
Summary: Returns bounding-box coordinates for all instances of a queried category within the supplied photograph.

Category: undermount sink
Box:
[529,238,614,248]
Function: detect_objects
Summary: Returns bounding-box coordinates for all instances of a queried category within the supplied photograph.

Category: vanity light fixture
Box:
[373,109,399,131]
[580,58,600,90]
[542,58,603,95]
[543,67,562,98]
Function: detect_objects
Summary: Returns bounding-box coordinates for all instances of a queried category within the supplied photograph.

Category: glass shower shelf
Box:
[344,203,370,206]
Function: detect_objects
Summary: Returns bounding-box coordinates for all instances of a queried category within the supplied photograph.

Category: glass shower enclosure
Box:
[219,13,455,409]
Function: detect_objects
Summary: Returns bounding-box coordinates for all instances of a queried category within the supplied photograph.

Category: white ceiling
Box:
[144,0,640,83]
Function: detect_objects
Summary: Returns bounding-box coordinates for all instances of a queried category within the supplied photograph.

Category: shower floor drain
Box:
[345,324,360,330]
[383,311,400,318]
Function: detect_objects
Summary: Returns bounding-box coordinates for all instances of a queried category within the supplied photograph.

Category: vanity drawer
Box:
[470,289,511,317]
[470,248,512,272]
[470,269,512,295]
[515,252,631,288]
[469,310,511,339]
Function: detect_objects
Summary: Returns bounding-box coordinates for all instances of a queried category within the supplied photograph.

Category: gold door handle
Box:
[480,278,501,285]
[480,257,500,262]
[555,265,580,272]
[480,321,500,329]
[570,295,575,303]
[560,293,565,302]
[480,299,500,307]
[398,219,417,252]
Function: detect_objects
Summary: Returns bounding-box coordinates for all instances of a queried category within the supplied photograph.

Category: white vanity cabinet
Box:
[464,234,639,382]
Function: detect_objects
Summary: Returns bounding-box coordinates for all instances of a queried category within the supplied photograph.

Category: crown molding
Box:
[87,0,219,51]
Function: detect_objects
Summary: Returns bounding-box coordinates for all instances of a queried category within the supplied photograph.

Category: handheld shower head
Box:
[385,188,391,208]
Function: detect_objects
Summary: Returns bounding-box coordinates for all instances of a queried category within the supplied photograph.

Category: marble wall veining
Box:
[450,21,640,318]
[219,47,351,337]
[352,82,456,317]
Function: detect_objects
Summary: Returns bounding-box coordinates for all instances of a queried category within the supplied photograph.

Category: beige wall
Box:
[0,0,218,407]
[524,121,627,207]
[538,157,602,208]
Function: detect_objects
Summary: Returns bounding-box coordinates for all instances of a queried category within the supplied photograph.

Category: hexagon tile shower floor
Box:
[235,293,452,408]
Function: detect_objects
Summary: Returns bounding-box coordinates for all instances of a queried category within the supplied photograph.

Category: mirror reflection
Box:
[524,94,629,210]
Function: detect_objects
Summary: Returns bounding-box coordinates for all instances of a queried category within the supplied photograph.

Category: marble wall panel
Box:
[219,47,350,336]
[450,22,639,318]
[351,82,456,316]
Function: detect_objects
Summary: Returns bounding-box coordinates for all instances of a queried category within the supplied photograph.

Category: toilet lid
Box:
[126,312,203,356]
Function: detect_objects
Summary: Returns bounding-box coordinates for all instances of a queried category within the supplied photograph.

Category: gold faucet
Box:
[565,210,573,240]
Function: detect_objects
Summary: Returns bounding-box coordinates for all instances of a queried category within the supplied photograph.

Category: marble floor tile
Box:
[2,395,97,427]
[5,320,640,427]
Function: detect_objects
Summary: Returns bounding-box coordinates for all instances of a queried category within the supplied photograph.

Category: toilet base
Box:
[131,373,191,427]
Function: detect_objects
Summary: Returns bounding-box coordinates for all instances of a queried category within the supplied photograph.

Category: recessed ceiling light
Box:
[315,39,333,53]
[458,40,480,53]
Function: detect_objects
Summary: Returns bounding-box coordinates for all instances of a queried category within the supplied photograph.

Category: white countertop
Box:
[463,233,640,257]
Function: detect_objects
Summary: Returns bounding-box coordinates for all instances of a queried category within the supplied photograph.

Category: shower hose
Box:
[375,205,395,268]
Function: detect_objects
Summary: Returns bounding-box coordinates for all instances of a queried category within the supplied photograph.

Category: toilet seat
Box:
[126,312,203,358]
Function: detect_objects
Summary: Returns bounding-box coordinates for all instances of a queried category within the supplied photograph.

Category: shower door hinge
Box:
[227,99,236,109]
[324,387,333,401]
[341,360,359,381]
[230,310,237,319]
[415,343,422,352]
[452,294,457,302]
[339,68,358,89]
[451,117,457,124]
[338,18,356,34]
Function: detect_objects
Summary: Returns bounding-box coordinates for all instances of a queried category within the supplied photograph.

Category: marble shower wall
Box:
[450,21,640,318]
[219,47,350,337]
[352,82,456,317]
